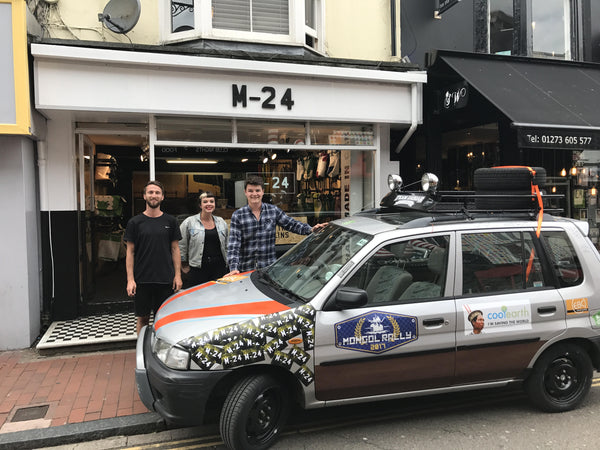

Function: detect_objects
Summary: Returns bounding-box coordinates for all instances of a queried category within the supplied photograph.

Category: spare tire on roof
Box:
[474,189,539,210]
[474,167,546,190]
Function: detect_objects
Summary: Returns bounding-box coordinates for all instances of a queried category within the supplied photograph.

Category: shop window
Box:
[156,117,232,142]
[164,0,324,52]
[489,0,513,55]
[310,124,374,146]
[236,120,305,144]
[531,0,571,59]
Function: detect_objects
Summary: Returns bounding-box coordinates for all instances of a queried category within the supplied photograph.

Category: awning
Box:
[433,51,600,150]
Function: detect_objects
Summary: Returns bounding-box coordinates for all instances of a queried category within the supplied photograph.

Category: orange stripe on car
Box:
[158,281,216,311]
[154,300,290,330]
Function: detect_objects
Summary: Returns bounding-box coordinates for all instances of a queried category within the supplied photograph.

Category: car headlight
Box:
[152,337,190,370]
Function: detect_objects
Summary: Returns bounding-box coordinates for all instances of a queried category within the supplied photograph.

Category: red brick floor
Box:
[0,349,148,431]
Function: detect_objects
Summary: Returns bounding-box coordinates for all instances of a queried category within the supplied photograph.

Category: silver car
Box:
[136,168,600,450]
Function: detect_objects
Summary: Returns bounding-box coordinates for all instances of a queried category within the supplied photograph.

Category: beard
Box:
[146,199,162,209]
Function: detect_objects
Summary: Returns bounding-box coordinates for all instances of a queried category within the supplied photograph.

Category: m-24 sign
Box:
[232,84,294,110]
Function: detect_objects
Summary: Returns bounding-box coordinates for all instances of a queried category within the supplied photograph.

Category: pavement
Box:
[0,345,191,450]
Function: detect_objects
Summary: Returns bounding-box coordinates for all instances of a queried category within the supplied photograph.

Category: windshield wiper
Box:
[258,270,305,303]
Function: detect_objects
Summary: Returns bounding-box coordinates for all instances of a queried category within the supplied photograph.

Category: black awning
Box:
[433,51,600,150]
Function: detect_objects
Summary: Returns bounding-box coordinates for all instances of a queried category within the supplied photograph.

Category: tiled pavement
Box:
[0,348,149,434]
[0,313,167,448]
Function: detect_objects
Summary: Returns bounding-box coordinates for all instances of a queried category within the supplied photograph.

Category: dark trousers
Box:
[187,255,227,287]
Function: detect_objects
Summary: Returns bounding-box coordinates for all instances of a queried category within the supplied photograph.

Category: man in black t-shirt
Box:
[124,180,182,334]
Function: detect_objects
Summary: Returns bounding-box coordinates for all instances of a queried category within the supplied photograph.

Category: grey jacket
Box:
[179,214,229,268]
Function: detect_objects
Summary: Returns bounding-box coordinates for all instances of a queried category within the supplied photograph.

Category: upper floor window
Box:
[489,0,513,55]
[487,0,572,59]
[165,0,323,52]
[531,0,571,59]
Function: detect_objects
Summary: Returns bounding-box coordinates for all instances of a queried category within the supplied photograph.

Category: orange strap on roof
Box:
[492,166,543,283]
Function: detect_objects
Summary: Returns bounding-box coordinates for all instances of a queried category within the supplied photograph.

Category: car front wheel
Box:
[525,343,592,412]
[220,374,289,450]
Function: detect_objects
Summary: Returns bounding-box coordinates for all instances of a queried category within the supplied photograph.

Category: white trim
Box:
[31,44,426,85]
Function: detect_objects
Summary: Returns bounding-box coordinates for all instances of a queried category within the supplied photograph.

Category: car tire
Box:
[220,374,289,450]
[525,343,592,413]
[474,167,546,190]
[475,189,537,210]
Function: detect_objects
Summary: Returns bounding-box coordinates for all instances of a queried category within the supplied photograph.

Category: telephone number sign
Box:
[517,127,600,150]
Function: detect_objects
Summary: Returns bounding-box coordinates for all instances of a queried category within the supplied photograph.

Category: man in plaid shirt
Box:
[226,176,327,274]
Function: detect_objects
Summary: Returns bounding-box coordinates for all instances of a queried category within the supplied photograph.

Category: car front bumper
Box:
[135,326,231,426]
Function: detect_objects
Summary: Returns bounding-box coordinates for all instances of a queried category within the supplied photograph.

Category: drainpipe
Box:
[395,83,418,153]
[390,0,397,57]
[37,140,54,324]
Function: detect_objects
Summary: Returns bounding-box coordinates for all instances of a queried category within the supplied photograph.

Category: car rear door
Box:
[454,228,567,384]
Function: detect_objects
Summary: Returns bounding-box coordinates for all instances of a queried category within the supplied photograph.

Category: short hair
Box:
[198,191,217,203]
[144,180,165,195]
[468,310,483,323]
[245,176,264,190]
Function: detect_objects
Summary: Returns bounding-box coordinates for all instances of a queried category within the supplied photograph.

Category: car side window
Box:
[540,231,583,288]
[345,235,450,305]
[461,231,545,295]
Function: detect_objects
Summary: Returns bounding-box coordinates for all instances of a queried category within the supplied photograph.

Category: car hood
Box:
[152,273,293,344]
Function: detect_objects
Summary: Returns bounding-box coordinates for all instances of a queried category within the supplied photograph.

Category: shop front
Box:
[31,42,425,321]
[418,50,600,245]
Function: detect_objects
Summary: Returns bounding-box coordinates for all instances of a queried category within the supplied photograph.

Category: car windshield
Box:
[261,224,372,302]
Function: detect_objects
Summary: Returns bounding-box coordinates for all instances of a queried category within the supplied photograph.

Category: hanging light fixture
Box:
[560,168,567,177]
[591,187,597,197]
[571,166,578,176]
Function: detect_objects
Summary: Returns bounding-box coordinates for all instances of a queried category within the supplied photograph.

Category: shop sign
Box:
[438,81,468,113]
[517,127,600,150]
[232,84,294,111]
[155,146,231,156]
[437,0,460,15]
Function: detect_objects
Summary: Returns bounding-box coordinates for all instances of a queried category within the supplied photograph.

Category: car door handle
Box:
[423,318,445,327]
[537,306,556,314]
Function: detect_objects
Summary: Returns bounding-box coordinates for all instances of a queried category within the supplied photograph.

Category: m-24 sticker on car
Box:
[335,311,418,354]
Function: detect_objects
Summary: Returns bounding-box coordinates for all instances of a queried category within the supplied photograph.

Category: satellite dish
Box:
[98,0,141,34]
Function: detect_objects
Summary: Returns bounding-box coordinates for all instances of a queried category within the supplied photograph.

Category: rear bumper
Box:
[135,326,231,426]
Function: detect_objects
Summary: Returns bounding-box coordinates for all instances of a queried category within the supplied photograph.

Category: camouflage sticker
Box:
[193,347,217,370]
[295,365,315,386]
[241,323,267,344]
[184,304,316,386]
[302,328,315,351]
[289,346,310,365]
[271,350,293,370]
[277,322,299,340]
[263,337,288,358]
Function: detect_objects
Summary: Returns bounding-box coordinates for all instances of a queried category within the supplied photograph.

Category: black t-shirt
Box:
[203,227,223,259]
[124,213,182,284]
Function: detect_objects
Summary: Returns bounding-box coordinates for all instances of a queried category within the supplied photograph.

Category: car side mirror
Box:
[335,287,368,309]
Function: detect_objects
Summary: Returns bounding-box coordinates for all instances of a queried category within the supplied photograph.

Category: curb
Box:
[0,412,165,450]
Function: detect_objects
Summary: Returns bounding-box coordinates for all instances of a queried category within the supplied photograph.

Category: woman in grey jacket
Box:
[179,192,229,287]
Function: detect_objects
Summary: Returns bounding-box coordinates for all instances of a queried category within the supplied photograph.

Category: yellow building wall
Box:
[324,0,397,61]
[29,0,399,62]
[30,0,159,43]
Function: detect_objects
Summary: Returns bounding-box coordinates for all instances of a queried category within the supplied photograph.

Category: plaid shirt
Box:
[227,203,312,272]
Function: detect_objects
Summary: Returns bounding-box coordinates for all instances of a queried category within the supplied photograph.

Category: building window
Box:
[172,0,195,33]
[489,0,514,54]
[164,0,323,52]
[213,0,289,34]
[531,0,571,59]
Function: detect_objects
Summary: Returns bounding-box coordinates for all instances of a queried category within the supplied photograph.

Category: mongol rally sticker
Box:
[335,311,418,354]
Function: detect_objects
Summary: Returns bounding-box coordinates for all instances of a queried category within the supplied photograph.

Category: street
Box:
[45,377,600,449]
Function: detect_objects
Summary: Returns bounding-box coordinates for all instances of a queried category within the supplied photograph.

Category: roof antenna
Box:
[98,0,141,34]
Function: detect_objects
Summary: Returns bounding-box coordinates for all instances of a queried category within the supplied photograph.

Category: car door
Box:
[454,229,567,384]
[313,233,457,401]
